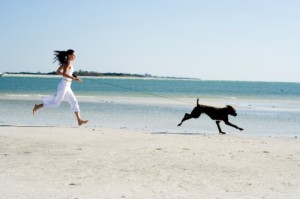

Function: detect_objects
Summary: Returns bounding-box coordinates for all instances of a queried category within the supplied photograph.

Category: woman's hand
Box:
[75,77,82,83]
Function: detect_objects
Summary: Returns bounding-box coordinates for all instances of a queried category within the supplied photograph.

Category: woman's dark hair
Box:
[53,49,75,65]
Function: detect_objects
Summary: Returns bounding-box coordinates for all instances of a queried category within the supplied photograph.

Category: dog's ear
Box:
[226,105,237,116]
[226,105,236,110]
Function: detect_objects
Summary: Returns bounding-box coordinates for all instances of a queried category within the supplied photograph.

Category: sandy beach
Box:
[0,126,299,199]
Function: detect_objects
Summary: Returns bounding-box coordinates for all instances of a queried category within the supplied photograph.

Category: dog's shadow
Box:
[151,131,207,136]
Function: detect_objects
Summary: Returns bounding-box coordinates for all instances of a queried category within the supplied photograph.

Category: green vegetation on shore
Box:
[5,70,200,80]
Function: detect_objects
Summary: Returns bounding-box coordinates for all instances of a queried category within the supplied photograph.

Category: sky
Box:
[0,0,299,82]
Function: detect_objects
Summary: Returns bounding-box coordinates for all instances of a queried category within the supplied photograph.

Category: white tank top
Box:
[63,66,74,80]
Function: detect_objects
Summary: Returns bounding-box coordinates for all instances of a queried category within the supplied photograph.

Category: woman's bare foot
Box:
[78,119,88,126]
[33,104,43,115]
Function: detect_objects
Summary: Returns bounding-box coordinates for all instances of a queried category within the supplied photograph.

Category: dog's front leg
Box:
[225,121,243,131]
[216,121,226,134]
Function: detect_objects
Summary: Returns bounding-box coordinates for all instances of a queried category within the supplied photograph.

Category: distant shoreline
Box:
[2,72,299,83]
[3,71,200,81]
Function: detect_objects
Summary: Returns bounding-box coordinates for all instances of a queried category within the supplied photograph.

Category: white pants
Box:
[42,79,80,112]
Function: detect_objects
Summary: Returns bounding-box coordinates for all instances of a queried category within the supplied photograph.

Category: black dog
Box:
[178,99,243,134]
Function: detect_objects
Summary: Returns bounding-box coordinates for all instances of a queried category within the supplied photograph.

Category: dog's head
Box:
[226,105,237,116]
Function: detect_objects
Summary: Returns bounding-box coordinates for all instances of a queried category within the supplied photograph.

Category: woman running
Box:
[33,49,88,126]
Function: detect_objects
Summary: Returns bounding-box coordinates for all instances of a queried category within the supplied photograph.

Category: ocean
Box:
[0,75,299,137]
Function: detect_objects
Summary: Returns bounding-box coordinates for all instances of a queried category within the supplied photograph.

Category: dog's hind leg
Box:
[178,113,192,126]
[178,108,202,126]
[216,121,226,134]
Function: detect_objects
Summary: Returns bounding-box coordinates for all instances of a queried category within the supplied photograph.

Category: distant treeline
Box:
[5,70,198,80]
[5,72,57,75]
[73,70,151,78]
[5,71,152,78]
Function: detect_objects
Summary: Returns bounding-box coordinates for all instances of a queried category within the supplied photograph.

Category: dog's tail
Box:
[196,98,199,106]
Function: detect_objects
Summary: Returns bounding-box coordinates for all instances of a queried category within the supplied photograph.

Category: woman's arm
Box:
[56,64,76,80]
[56,64,81,82]
[56,65,64,76]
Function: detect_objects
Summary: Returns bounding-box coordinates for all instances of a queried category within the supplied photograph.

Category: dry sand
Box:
[0,126,299,199]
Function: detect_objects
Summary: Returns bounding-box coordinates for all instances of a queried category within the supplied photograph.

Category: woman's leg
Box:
[33,80,67,115]
[65,88,88,126]
[75,112,88,126]
[32,103,43,114]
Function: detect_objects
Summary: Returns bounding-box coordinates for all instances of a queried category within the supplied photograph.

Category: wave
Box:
[5,94,31,97]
